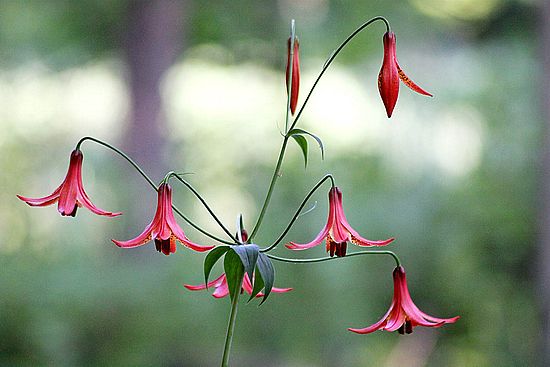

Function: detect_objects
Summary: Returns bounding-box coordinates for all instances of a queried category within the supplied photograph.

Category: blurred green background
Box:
[0,0,544,366]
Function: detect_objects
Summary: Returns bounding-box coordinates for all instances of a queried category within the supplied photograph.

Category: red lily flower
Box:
[286,187,394,257]
[184,273,292,299]
[17,149,121,217]
[112,183,214,255]
[286,36,300,115]
[378,31,432,118]
[348,266,459,335]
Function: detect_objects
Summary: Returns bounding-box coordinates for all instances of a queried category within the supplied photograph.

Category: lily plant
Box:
[18,17,459,366]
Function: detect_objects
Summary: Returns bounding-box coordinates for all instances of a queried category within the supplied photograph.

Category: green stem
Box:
[267,250,401,267]
[75,137,233,245]
[221,278,242,367]
[249,138,289,241]
[289,16,390,132]
[261,174,335,252]
[249,17,389,242]
[170,172,237,242]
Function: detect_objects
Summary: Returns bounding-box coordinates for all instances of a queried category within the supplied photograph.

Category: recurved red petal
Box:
[212,279,230,298]
[17,185,62,207]
[111,222,153,248]
[286,187,336,251]
[396,60,432,97]
[348,304,393,334]
[184,273,226,291]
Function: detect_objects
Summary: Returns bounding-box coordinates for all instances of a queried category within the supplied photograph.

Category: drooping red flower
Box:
[17,149,121,217]
[184,273,292,299]
[378,31,432,118]
[286,187,394,257]
[348,266,459,335]
[112,183,214,255]
[286,36,300,115]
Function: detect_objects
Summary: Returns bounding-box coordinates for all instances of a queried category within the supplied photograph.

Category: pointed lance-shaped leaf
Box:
[204,246,230,285]
[256,252,275,305]
[291,134,309,168]
[248,267,265,302]
[223,249,245,301]
[288,128,325,160]
[232,244,259,282]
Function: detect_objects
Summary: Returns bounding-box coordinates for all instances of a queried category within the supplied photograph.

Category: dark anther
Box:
[155,238,171,255]
[405,320,413,334]
[68,205,78,217]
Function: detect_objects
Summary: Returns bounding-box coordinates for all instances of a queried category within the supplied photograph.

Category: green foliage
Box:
[231,244,259,281]
[289,128,325,168]
[223,248,245,301]
[204,245,230,285]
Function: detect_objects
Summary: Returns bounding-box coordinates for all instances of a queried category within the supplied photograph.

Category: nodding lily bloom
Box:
[184,273,292,299]
[112,183,213,255]
[378,31,432,118]
[348,266,460,335]
[286,36,300,115]
[17,149,121,217]
[286,187,394,257]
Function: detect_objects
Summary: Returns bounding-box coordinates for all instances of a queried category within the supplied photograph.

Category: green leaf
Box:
[204,246,230,285]
[224,249,245,301]
[231,244,259,282]
[291,134,308,168]
[248,268,264,302]
[256,253,275,305]
[289,128,325,160]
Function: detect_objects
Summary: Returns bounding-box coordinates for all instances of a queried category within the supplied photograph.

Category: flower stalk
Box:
[221,276,242,367]
[268,250,401,267]
[76,137,234,245]
[250,16,390,242]
[261,173,335,252]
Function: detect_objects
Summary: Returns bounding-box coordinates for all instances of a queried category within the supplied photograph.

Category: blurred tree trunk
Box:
[123,0,187,179]
[538,1,550,365]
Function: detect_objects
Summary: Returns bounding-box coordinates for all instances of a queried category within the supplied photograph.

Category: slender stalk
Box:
[76,136,233,245]
[249,17,389,242]
[221,279,242,367]
[249,138,289,241]
[268,250,401,267]
[289,16,390,131]
[76,136,157,190]
[261,174,335,252]
[170,173,237,242]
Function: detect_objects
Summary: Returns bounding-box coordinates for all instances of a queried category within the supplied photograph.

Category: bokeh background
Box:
[0,0,546,366]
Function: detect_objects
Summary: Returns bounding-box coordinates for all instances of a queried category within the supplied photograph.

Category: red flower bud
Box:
[378,31,432,118]
[286,36,300,115]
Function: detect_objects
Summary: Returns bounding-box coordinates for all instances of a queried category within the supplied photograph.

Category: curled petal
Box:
[78,188,121,217]
[286,188,335,251]
[348,304,393,334]
[335,189,394,247]
[184,274,226,291]
[74,152,121,217]
[350,232,395,247]
[396,61,432,97]
[112,222,153,248]
[212,280,230,298]
[17,186,61,207]
[285,227,329,250]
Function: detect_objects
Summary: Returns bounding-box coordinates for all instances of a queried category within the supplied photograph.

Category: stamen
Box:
[398,324,405,335]
[405,320,413,334]
[68,205,78,217]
